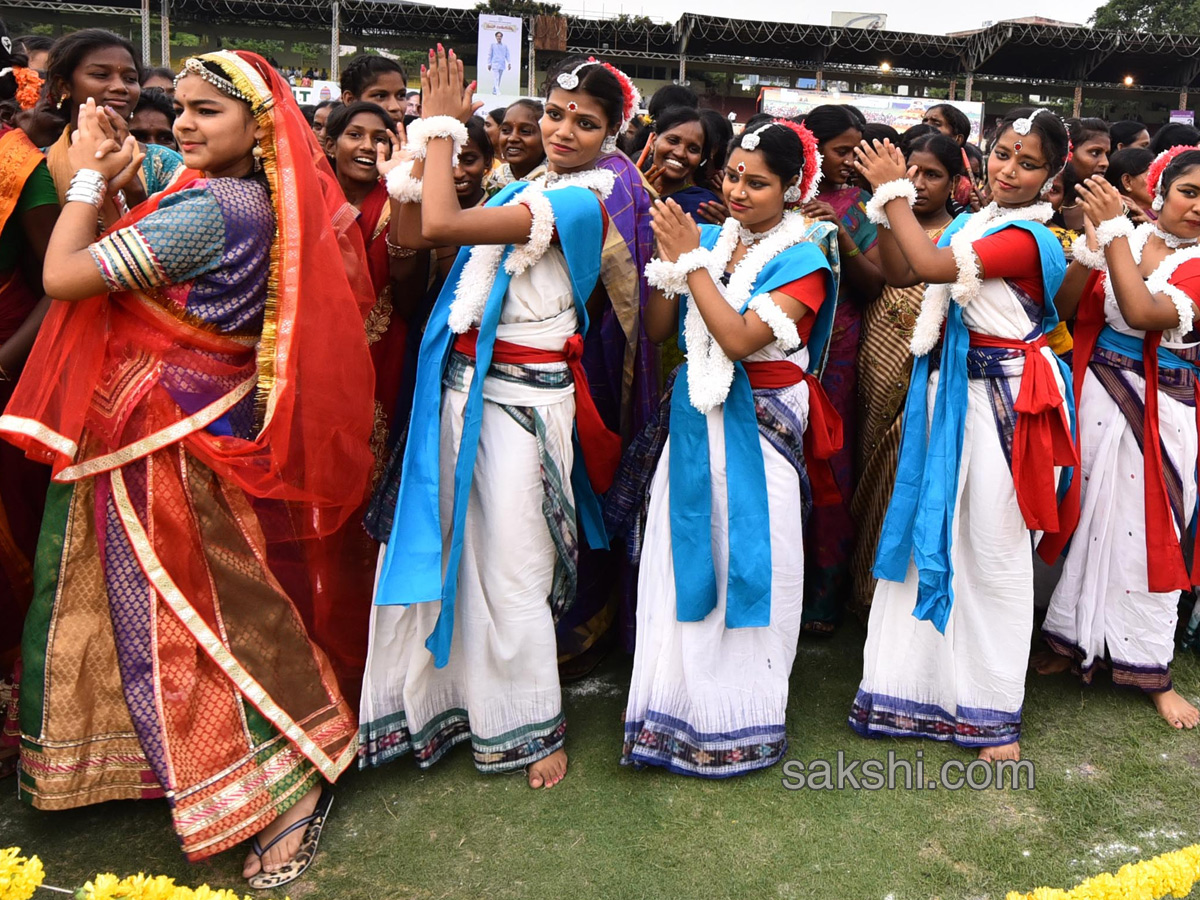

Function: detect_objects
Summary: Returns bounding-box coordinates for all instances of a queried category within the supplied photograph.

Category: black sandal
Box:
[247,787,334,890]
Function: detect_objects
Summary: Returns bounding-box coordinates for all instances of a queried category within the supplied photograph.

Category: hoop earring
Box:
[601,134,618,153]
[252,143,264,173]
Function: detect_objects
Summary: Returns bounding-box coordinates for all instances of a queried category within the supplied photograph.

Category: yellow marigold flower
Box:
[0,848,45,900]
[1008,841,1200,900]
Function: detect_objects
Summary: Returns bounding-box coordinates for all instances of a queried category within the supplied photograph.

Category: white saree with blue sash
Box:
[359,181,607,772]
[850,215,1068,748]
[1044,241,1200,693]
[623,219,838,777]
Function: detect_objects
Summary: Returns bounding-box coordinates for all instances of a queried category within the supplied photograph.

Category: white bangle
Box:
[385,160,422,204]
[405,116,469,166]
[1095,215,1135,250]
[747,296,802,351]
[864,179,917,228]
[65,168,107,208]
[1070,233,1107,270]
[645,247,711,298]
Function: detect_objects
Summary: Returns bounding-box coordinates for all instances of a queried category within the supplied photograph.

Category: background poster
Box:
[759,87,984,144]
[478,14,523,99]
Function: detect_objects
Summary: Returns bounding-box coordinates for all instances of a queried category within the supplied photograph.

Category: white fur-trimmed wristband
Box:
[1094,215,1136,250]
[385,160,423,204]
[1146,267,1197,337]
[1070,233,1107,270]
[405,116,469,165]
[645,247,712,298]
[747,296,802,351]
[505,192,555,277]
[864,178,917,228]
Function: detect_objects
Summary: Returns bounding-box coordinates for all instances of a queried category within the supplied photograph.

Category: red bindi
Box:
[567,102,578,111]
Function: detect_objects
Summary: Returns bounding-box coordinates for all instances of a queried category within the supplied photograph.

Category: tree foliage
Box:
[473,0,563,17]
[1091,0,1200,33]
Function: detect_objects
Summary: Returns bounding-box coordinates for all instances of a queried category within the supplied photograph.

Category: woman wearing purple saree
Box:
[557,148,659,667]
[800,105,884,633]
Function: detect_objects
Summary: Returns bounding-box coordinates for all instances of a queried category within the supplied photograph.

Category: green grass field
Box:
[4,620,1200,900]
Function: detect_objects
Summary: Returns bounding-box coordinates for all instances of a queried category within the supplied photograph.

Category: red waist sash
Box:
[968,331,1078,533]
[453,328,622,494]
[742,360,844,505]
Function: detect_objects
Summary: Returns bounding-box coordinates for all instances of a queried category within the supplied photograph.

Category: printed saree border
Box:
[0,415,78,459]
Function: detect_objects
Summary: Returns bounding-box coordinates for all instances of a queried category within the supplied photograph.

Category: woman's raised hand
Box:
[420,45,481,123]
[650,197,701,263]
[1075,175,1125,227]
[375,129,409,178]
[68,98,142,185]
[852,138,908,190]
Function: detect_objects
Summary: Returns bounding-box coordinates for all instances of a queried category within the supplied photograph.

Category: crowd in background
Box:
[4,22,1200,893]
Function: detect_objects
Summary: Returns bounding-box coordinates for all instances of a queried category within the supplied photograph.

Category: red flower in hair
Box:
[1147,144,1200,200]
[14,67,43,111]
[599,61,641,126]
[762,119,823,204]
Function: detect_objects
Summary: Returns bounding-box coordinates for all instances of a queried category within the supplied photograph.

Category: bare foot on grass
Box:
[1151,688,1200,730]
[978,742,1020,763]
[528,748,568,789]
[1030,649,1071,675]
[243,783,321,878]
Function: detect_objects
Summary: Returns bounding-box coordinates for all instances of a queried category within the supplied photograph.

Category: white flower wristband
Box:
[405,116,469,166]
[1070,233,1107,270]
[1146,266,1197,336]
[1094,215,1136,250]
[504,192,555,277]
[864,178,917,228]
[747,296,802,351]
[645,247,712,298]
[385,160,422,204]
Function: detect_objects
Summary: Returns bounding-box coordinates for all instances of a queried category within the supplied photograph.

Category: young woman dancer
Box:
[849,108,1077,762]
[622,119,840,777]
[801,104,885,633]
[1038,148,1200,730]
[360,47,632,790]
[2,50,376,887]
[850,132,962,621]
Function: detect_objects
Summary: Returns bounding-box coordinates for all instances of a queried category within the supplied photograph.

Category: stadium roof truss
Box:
[17,0,1200,92]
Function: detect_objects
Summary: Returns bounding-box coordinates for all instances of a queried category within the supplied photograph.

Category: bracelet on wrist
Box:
[385,160,423,204]
[386,234,419,259]
[405,116,470,166]
[65,169,107,208]
[864,179,918,228]
[1094,215,1135,250]
[644,247,712,298]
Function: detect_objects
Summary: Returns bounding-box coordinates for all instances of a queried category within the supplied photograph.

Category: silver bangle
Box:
[65,169,107,208]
